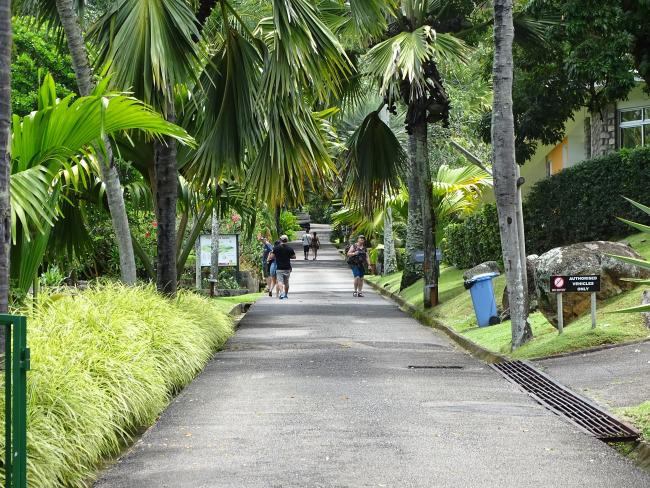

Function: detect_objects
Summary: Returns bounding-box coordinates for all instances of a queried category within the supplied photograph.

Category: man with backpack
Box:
[347,235,370,297]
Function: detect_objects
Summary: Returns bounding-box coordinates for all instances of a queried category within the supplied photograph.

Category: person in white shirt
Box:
[301,232,312,260]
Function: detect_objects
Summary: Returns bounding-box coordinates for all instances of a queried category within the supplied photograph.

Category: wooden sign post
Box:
[550,275,601,334]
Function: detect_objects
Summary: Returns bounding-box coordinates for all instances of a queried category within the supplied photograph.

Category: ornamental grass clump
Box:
[0,283,234,488]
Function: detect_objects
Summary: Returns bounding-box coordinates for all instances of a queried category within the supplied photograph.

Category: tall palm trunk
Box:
[55,0,137,285]
[492,0,531,349]
[400,133,423,290]
[0,0,12,357]
[383,207,397,275]
[412,121,438,307]
[210,207,220,287]
[154,101,178,296]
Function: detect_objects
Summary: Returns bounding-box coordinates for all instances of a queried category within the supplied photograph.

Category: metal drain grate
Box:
[491,360,639,442]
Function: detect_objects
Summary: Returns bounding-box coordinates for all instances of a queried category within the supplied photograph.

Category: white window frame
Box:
[619,106,650,148]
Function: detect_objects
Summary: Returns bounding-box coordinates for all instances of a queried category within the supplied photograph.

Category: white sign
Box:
[199,234,239,267]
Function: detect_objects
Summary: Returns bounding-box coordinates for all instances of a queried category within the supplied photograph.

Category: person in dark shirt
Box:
[271,235,296,299]
[259,235,274,294]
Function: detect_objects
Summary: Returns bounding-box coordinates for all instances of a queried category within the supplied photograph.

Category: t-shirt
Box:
[302,234,312,246]
[349,244,367,266]
[273,244,296,270]
[262,242,273,265]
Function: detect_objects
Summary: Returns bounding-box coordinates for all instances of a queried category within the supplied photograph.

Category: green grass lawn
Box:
[618,402,650,440]
[368,232,650,359]
[211,292,264,314]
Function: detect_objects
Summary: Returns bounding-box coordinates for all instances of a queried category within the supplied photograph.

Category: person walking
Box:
[259,235,274,294]
[347,235,370,297]
[267,239,282,297]
[310,231,320,260]
[273,235,296,299]
[301,231,312,260]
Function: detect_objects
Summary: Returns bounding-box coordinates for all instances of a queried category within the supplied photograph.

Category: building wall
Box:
[587,103,617,158]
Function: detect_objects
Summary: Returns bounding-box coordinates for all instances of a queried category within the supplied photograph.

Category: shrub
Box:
[0,283,234,487]
[524,147,650,253]
[279,210,301,240]
[442,203,502,268]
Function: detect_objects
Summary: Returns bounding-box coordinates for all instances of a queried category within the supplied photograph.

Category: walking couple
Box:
[301,231,320,260]
[260,235,296,300]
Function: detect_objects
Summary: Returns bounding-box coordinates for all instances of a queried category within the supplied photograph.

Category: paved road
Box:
[96,225,650,487]
[537,340,650,408]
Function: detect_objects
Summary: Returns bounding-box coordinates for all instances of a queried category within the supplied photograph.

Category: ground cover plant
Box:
[367,232,650,359]
[618,402,650,440]
[0,283,255,487]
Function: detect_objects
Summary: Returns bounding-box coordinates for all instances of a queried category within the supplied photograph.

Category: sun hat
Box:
[280,235,289,242]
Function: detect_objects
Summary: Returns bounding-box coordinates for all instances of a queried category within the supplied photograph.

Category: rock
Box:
[502,255,539,316]
[463,261,501,281]
[535,241,650,328]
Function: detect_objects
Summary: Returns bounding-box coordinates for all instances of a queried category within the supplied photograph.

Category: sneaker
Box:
[358,292,364,297]
[353,291,358,297]
[268,290,273,297]
[279,293,287,300]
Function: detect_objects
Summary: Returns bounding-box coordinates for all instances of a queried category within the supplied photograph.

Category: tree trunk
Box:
[383,207,397,275]
[413,122,438,308]
[210,207,220,286]
[400,132,424,290]
[0,0,12,362]
[274,205,281,238]
[492,0,532,349]
[55,0,137,285]
[153,102,178,296]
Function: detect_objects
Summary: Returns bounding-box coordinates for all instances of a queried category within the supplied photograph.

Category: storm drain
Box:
[491,360,639,442]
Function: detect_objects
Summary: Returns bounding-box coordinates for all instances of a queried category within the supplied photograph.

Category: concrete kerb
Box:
[364,278,506,363]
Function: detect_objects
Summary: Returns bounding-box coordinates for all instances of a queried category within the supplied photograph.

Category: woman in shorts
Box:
[267,240,282,297]
[346,235,370,297]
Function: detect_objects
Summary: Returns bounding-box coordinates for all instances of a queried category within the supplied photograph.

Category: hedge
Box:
[524,146,650,253]
[443,147,650,268]
[0,283,235,488]
[442,203,502,269]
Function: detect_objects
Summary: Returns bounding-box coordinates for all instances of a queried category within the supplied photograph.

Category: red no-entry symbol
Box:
[553,277,565,289]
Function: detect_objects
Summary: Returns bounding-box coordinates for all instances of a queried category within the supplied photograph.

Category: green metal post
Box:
[2,314,29,488]
[4,318,12,488]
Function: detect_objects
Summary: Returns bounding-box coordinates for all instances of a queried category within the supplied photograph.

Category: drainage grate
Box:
[491,360,639,442]
[408,365,464,369]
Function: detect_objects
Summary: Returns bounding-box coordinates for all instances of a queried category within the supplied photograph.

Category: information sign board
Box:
[199,234,239,267]
[550,275,600,293]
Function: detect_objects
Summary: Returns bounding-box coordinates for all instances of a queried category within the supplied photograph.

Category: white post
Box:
[195,234,201,290]
[591,292,597,329]
[557,293,564,334]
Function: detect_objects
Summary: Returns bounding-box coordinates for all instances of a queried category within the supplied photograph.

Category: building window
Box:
[619,107,650,149]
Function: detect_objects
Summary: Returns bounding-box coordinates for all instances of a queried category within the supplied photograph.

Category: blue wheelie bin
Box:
[464,272,500,327]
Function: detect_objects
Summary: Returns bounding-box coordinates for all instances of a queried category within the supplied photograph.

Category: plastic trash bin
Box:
[464,272,500,327]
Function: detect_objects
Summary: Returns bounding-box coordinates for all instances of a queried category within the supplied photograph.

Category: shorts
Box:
[351,265,365,278]
[270,261,277,277]
[276,269,291,287]
[303,245,310,253]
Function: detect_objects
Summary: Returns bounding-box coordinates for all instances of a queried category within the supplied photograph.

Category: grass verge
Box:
[367,234,650,359]
[0,283,259,488]
[617,402,650,440]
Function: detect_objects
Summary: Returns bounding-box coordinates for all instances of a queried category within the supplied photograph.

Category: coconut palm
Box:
[9,74,194,294]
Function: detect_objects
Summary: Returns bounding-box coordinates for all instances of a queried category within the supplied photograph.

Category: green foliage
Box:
[218,270,240,290]
[618,402,650,440]
[11,17,77,116]
[442,203,502,268]
[279,210,301,241]
[39,265,65,287]
[525,147,650,254]
[395,247,406,272]
[0,283,235,487]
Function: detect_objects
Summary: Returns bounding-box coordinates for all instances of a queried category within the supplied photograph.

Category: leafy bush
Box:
[0,283,234,487]
[279,210,301,240]
[40,265,65,287]
[524,147,650,253]
[442,203,502,268]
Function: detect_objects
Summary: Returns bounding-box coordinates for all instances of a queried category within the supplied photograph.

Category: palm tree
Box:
[0,0,11,358]
[89,0,202,296]
[9,74,194,295]
[492,0,531,349]
[14,0,141,285]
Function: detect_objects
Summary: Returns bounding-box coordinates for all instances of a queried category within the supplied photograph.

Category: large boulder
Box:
[535,241,650,327]
[463,261,501,281]
[502,255,539,315]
